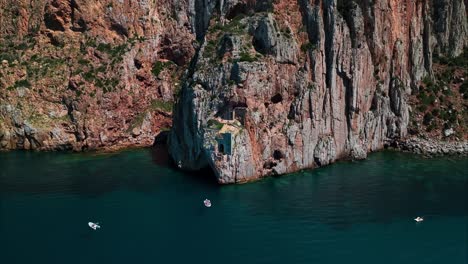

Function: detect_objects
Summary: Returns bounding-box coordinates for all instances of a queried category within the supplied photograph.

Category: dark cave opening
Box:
[271,93,283,104]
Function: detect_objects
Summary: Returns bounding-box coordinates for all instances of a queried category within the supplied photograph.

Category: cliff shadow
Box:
[151,131,219,186]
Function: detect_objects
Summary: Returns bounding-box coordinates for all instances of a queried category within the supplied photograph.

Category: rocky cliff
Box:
[0,0,195,151]
[1,0,466,183]
[169,0,467,183]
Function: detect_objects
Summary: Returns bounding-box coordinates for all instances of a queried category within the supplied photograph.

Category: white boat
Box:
[88,222,101,230]
[204,199,211,208]
[414,217,424,222]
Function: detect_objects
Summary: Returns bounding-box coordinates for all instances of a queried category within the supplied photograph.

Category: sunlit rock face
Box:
[0,0,195,151]
[169,0,467,183]
[0,0,465,180]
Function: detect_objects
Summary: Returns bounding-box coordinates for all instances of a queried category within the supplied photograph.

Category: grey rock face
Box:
[252,14,298,64]
[169,0,467,183]
[431,0,468,57]
[313,136,337,167]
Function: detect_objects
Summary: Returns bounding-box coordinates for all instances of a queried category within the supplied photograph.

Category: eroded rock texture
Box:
[169,0,467,183]
[0,0,195,151]
[0,0,466,182]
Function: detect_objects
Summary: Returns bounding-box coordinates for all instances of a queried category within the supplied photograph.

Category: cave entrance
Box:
[271,93,283,104]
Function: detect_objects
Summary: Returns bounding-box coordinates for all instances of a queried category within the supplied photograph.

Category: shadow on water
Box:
[0,149,466,230]
[0,146,220,197]
[150,145,171,167]
[151,131,219,186]
[0,149,149,196]
[181,166,219,186]
[150,144,219,186]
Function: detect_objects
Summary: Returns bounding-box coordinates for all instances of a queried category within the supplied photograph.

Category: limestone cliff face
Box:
[169,0,467,183]
[0,0,195,151]
[1,0,466,181]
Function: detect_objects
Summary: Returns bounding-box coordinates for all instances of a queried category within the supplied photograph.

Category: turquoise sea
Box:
[0,148,467,264]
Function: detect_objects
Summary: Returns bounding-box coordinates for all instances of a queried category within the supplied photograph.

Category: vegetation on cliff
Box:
[0,0,194,151]
[409,48,467,140]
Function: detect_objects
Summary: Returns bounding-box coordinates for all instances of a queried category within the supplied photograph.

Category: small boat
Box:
[88,222,101,230]
[178,160,182,168]
[414,217,424,222]
[204,199,211,208]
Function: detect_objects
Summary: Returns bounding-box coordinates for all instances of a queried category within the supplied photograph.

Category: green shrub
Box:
[417,105,427,112]
[422,75,433,87]
[300,42,316,53]
[205,39,217,54]
[423,112,433,126]
[127,112,146,131]
[459,81,468,99]
[209,23,224,33]
[17,43,28,50]
[78,58,89,65]
[447,110,458,123]
[83,71,95,81]
[14,79,31,88]
[219,15,245,34]
[96,65,106,73]
[149,99,173,112]
[438,94,445,103]
[7,79,31,90]
[418,91,436,106]
[0,52,17,63]
[429,83,442,93]
[97,43,112,53]
[440,109,458,124]
[207,119,224,130]
[96,43,128,62]
[439,69,455,83]
[74,68,84,75]
[439,109,449,120]
[105,78,119,88]
[151,61,174,77]
[103,86,113,93]
[109,44,128,58]
[426,123,436,132]
[442,88,453,96]
[433,47,468,67]
[239,52,256,62]
[85,38,97,47]
[95,78,104,88]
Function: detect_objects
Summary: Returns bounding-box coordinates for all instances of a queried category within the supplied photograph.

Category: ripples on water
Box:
[0,148,466,264]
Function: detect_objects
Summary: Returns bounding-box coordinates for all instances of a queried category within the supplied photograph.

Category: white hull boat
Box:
[88,222,101,230]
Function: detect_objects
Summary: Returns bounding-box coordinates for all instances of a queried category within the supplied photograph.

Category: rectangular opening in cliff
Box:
[217,106,247,126]
[216,133,232,155]
[218,142,225,154]
[233,107,247,125]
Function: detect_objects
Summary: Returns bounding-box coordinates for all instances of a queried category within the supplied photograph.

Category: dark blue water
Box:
[0,149,467,264]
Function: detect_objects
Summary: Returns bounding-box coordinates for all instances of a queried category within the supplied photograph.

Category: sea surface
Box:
[0,148,467,264]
